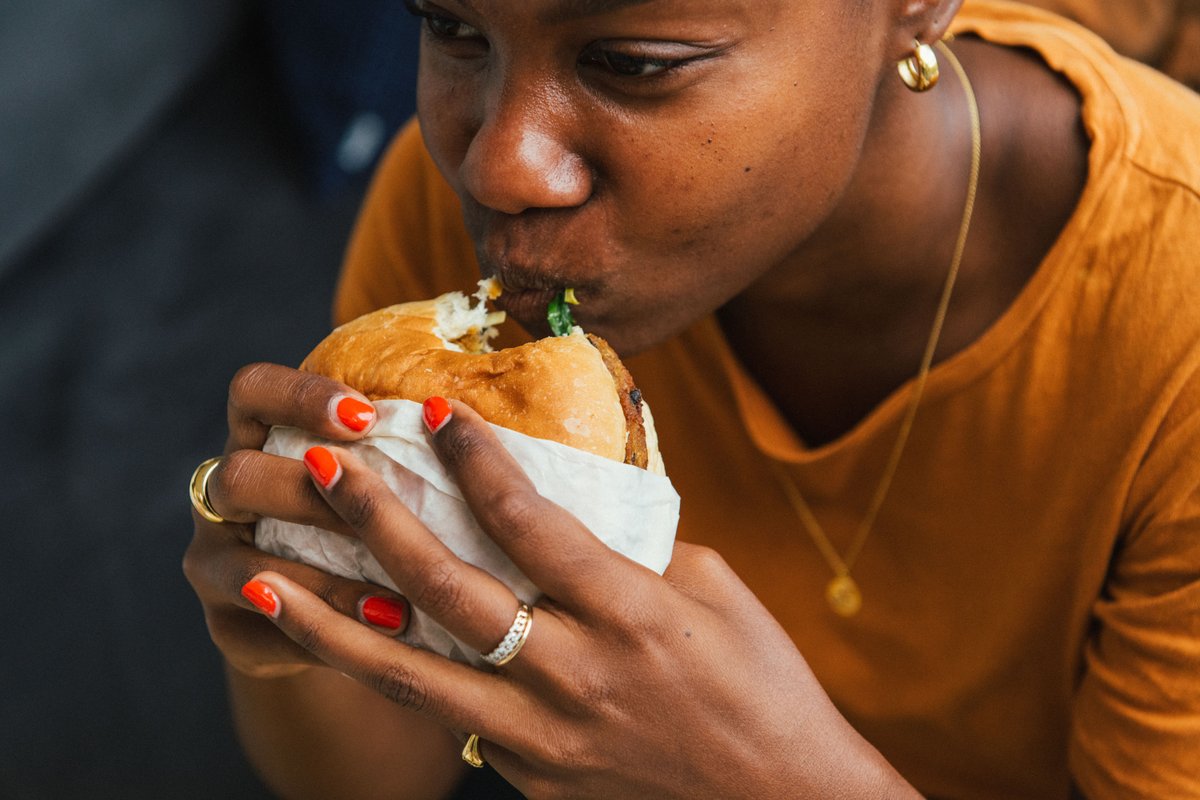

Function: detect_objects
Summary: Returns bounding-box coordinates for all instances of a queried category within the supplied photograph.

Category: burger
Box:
[256,282,678,662]
[298,280,664,475]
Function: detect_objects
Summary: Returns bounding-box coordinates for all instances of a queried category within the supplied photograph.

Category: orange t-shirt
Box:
[332,2,1200,797]
[1020,0,1200,88]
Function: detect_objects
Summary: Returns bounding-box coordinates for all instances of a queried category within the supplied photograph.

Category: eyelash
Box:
[402,0,692,82]
[403,0,482,40]
[578,49,681,79]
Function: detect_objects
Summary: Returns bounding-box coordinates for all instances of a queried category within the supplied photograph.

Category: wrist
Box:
[754,699,921,800]
[806,719,922,800]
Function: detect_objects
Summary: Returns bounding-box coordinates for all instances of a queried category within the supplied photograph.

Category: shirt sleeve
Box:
[1018,0,1179,63]
[1069,364,1200,798]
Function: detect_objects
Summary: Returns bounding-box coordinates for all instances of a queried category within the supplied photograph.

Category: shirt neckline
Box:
[709,0,1125,465]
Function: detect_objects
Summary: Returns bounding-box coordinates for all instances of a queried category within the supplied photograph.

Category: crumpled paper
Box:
[256,399,679,665]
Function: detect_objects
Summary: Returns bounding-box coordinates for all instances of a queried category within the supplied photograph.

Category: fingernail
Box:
[242,580,280,618]
[359,596,408,632]
[304,446,341,488]
[336,396,375,432]
[423,396,452,434]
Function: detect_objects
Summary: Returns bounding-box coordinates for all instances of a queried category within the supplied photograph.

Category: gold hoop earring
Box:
[898,40,940,92]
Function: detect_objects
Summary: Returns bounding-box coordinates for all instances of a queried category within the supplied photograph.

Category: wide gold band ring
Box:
[189,456,227,524]
[461,733,485,768]
[480,602,533,667]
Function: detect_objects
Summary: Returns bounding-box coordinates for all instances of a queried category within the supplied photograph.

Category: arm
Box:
[237,399,923,799]
[183,363,466,799]
[227,666,462,800]
[189,120,485,798]
[1069,368,1200,797]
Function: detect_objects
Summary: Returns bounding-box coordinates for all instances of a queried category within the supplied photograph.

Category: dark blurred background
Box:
[2,1,1193,797]
[0,1,431,796]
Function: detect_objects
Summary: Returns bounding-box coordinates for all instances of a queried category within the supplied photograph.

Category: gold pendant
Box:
[826,575,862,617]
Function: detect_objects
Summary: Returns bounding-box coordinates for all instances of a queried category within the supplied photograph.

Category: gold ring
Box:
[189,457,227,524]
[461,733,485,768]
[481,602,533,667]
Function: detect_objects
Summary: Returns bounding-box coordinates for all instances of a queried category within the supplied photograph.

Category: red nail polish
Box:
[360,596,408,631]
[423,396,452,434]
[242,580,280,618]
[336,397,375,432]
[304,446,341,488]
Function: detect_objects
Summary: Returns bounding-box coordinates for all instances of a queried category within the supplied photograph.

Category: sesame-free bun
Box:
[300,287,662,473]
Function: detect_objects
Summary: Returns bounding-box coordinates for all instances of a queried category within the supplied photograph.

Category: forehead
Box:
[540,0,655,20]
[454,0,774,25]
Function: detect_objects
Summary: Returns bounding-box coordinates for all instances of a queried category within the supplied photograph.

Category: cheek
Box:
[604,85,867,291]
[415,64,476,195]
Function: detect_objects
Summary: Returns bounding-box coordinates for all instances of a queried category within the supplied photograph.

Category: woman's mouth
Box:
[493,286,563,326]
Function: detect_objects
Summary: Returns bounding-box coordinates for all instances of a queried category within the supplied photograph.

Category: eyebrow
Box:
[538,0,656,24]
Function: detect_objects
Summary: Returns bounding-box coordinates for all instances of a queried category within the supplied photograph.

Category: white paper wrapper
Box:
[256,399,679,665]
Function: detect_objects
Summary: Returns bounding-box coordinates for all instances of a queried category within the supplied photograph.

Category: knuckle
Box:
[684,544,732,579]
[410,560,466,619]
[667,542,743,606]
[339,486,381,531]
[622,604,661,639]
[290,369,334,411]
[435,423,486,470]
[229,362,273,406]
[567,671,618,719]
[212,450,253,506]
[489,488,542,540]
[310,577,356,618]
[229,550,274,596]
[180,547,200,588]
[182,531,237,595]
[240,553,273,586]
[591,575,658,635]
[309,579,340,609]
[370,661,430,712]
[289,615,329,656]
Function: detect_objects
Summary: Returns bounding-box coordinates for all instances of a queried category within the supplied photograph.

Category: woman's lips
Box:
[493,287,562,328]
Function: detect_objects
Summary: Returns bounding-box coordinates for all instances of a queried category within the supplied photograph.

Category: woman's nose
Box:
[458,86,592,215]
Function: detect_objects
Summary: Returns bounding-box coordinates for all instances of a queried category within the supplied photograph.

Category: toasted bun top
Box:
[300,298,633,464]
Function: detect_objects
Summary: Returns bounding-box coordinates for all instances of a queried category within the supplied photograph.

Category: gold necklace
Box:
[772,40,981,618]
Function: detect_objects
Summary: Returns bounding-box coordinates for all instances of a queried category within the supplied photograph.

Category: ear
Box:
[890,0,966,58]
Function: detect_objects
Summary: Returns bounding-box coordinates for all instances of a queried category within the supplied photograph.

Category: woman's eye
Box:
[425,14,481,39]
[582,48,679,78]
[403,0,482,40]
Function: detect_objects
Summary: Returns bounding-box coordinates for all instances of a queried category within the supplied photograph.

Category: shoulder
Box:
[956,0,1200,183]
[956,1,1200,260]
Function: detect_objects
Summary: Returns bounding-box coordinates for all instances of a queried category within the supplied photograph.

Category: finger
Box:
[246,570,533,750]
[206,604,327,675]
[225,362,378,453]
[302,444,543,660]
[184,525,411,638]
[204,448,349,534]
[423,398,634,607]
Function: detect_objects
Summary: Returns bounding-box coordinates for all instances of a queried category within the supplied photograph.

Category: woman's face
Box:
[412,0,890,354]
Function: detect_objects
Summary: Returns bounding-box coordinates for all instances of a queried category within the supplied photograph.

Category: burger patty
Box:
[586,333,648,469]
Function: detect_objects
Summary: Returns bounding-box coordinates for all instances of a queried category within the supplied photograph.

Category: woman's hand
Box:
[239,397,919,799]
[182,363,411,679]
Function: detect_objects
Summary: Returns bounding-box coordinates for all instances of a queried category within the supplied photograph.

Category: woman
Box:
[184,0,1200,797]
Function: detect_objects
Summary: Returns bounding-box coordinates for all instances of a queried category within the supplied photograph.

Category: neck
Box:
[719,35,1089,447]
[720,41,982,446]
